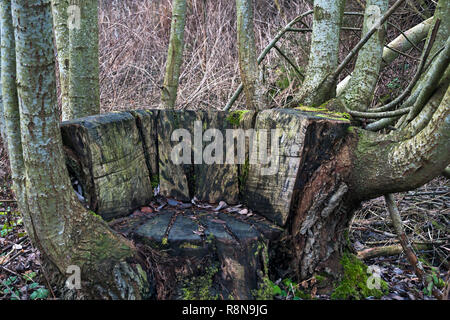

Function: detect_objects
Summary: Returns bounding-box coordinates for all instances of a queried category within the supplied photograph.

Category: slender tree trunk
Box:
[0,29,3,144]
[1,0,32,240]
[9,0,149,299]
[51,0,70,119]
[66,0,100,120]
[236,0,265,110]
[338,0,388,112]
[295,0,345,106]
[160,0,187,109]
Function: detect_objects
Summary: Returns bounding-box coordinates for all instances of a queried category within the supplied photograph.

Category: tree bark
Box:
[66,0,100,120]
[336,17,433,96]
[9,0,149,299]
[160,0,187,109]
[338,0,388,112]
[236,0,265,110]
[295,0,345,106]
[51,0,70,119]
[1,0,32,240]
[0,17,4,144]
[351,85,449,200]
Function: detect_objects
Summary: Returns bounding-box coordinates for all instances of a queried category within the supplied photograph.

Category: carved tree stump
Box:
[61,108,353,299]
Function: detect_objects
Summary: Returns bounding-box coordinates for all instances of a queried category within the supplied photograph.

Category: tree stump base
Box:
[111,206,282,300]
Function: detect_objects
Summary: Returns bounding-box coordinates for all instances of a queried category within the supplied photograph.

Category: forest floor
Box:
[0,137,448,300]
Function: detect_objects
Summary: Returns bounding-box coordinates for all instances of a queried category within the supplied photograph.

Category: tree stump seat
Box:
[110,202,282,299]
[60,108,350,299]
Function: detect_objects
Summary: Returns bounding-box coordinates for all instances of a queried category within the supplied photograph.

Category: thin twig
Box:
[273,44,305,79]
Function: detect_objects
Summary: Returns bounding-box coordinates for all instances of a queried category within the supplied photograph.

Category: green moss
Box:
[252,242,274,300]
[89,210,103,220]
[331,252,388,300]
[179,242,201,249]
[296,105,351,122]
[182,265,219,300]
[226,110,250,126]
[150,175,159,189]
[314,5,331,21]
[314,274,326,284]
[161,236,168,246]
[252,276,274,300]
[239,159,250,194]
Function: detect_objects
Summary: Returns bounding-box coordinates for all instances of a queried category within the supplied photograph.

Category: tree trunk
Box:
[295,0,345,106]
[66,0,100,120]
[236,0,265,110]
[8,0,149,299]
[1,0,32,240]
[160,0,187,109]
[51,0,70,119]
[0,18,4,144]
[338,0,388,112]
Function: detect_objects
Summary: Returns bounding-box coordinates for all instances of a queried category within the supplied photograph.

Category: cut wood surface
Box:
[61,112,153,220]
[61,108,350,227]
[194,110,240,204]
[243,109,350,226]
[157,110,199,201]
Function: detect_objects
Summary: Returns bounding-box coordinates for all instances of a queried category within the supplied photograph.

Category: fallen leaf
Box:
[239,209,248,215]
[0,255,9,264]
[141,207,153,214]
[214,201,228,211]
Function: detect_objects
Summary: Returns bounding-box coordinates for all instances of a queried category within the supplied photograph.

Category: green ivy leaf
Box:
[272,285,282,296]
[30,288,49,300]
[28,283,39,290]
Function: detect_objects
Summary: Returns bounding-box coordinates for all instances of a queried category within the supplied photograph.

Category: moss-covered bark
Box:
[351,85,450,200]
[0,0,34,241]
[0,17,4,144]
